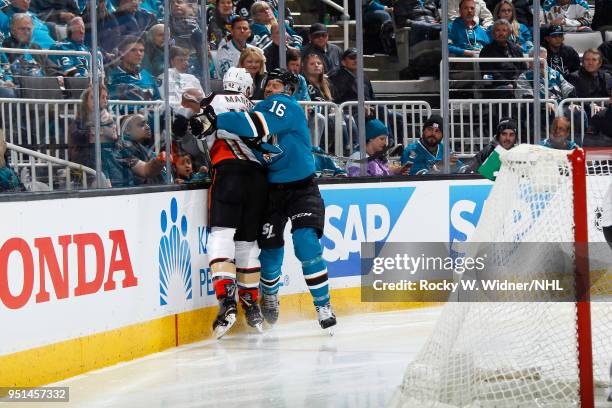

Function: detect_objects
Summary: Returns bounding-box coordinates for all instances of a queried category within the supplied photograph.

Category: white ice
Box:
[14,308,441,408]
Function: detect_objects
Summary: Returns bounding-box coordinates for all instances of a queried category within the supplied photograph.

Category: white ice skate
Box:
[316,303,337,336]
[212,298,237,339]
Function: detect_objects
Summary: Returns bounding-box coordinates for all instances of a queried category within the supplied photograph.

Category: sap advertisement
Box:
[319,180,493,278]
[0,179,492,354]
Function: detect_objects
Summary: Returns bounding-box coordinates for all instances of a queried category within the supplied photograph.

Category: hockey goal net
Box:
[391,145,612,408]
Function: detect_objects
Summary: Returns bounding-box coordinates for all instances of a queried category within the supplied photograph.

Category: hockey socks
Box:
[259,247,284,295]
[210,258,237,300]
[293,228,330,307]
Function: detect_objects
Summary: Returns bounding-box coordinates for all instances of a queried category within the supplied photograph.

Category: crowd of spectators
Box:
[1,0,612,191]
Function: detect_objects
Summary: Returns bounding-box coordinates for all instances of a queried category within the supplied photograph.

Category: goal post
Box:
[390,145,612,408]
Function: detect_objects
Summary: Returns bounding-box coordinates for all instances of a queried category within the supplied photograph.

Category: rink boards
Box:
[0,178,492,387]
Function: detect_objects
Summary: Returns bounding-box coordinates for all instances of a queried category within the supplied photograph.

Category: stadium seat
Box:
[64,77,90,99]
[606,31,612,42]
[562,32,603,55]
[16,76,65,99]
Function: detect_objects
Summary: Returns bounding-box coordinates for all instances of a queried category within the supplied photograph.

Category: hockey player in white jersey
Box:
[177,67,267,338]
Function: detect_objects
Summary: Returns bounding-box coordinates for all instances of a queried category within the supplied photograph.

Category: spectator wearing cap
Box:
[479,19,528,99]
[543,0,592,32]
[328,48,375,104]
[0,0,55,49]
[465,117,518,174]
[448,0,490,57]
[348,119,397,177]
[542,24,580,77]
[250,1,302,51]
[400,114,466,175]
[113,0,157,40]
[217,16,257,79]
[448,0,494,28]
[301,23,343,73]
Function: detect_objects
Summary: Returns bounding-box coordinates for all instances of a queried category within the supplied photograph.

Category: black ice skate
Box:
[244,303,264,333]
[212,297,237,339]
[260,292,279,325]
[315,302,336,335]
[240,292,264,333]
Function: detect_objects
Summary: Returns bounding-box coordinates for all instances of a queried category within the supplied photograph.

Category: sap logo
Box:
[321,187,415,278]
[449,185,492,244]
[159,198,193,306]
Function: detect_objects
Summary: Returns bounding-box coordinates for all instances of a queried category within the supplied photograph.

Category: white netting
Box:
[391,145,612,408]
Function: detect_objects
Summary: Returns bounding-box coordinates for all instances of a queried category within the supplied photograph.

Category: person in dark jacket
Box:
[567,48,612,98]
[479,19,527,99]
[542,24,581,77]
[592,0,612,31]
[142,23,165,77]
[83,0,121,62]
[599,40,612,74]
[300,23,343,73]
[328,48,375,104]
[585,95,612,146]
[30,0,79,24]
[113,0,157,40]
[466,117,518,173]
[207,0,234,50]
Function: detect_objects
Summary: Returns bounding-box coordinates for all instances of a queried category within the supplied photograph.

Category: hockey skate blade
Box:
[253,323,264,334]
[326,327,334,336]
[213,314,237,340]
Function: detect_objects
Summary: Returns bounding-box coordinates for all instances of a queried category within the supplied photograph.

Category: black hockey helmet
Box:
[265,68,299,95]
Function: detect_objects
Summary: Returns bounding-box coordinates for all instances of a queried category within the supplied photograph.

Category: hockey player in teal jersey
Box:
[193,68,336,331]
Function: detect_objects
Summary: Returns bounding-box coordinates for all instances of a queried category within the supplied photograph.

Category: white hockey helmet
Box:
[223,67,254,97]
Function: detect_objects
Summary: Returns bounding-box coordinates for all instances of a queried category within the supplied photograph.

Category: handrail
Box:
[7,142,98,190]
[317,0,350,50]
[0,47,90,57]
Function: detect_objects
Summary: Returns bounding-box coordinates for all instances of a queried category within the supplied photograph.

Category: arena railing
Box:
[449,98,558,156]
[7,141,98,191]
[338,100,433,156]
[297,100,339,154]
[558,97,610,143]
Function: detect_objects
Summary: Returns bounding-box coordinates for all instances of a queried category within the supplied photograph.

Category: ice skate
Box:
[316,302,336,335]
[260,292,279,325]
[212,297,237,339]
[244,303,264,333]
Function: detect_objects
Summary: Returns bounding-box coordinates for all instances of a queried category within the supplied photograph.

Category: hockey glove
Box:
[189,105,217,137]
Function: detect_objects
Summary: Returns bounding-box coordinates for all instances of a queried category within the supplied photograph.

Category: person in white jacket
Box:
[159,46,203,109]
[543,0,592,32]
[448,0,494,28]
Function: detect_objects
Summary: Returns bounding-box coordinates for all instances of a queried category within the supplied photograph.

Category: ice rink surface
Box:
[9,307,441,408]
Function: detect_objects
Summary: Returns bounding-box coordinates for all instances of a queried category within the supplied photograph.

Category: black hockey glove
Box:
[189,105,217,137]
